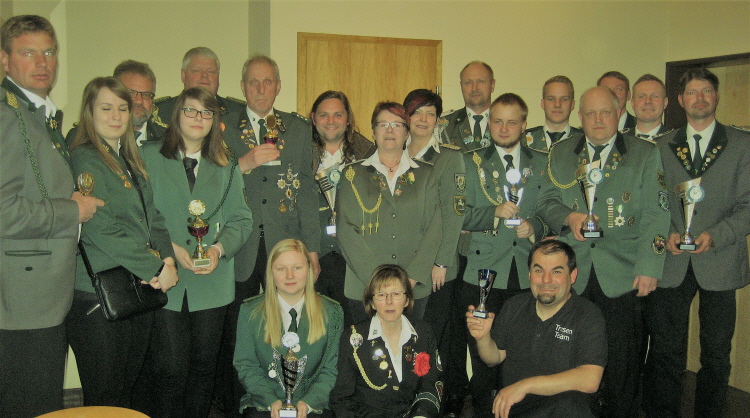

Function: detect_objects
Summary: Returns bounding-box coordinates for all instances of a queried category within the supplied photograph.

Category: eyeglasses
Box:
[373,291,405,301]
[182,107,215,120]
[128,89,156,101]
[375,121,407,130]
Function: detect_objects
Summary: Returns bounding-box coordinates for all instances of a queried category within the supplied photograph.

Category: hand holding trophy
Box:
[315,167,340,235]
[270,332,308,417]
[503,168,524,226]
[187,200,211,267]
[263,114,282,166]
[675,178,704,251]
[472,269,497,319]
[575,160,604,238]
[77,172,95,196]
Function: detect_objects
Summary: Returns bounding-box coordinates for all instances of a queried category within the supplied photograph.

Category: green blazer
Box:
[336,158,440,300]
[536,133,670,297]
[140,143,253,311]
[0,80,79,330]
[414,144,466,282]
[223,109,321,282]
[233,295,343,413]
[70,143,175,293]
[439,108,491,153]
[523,125,582,152]
[462,145,549,288]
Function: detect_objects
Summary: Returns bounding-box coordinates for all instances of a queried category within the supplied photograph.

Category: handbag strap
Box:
[77,240,100,286]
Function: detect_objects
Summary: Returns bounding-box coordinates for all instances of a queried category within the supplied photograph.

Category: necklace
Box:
[381,159,399,172]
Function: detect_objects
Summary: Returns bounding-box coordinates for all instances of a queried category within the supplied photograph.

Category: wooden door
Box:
[297,33,442,141]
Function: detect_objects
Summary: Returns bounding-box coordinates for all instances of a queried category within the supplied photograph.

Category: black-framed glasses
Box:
[128,89,156,101]
[373,291,405,301]
[182,107,215,120]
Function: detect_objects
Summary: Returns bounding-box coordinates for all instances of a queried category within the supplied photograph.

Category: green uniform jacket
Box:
[315,132,376,255]
[414,144,466,282]
[0,81,79,330]
[336,160,440,300]
[151,94,246,137]
[462,145,549,288]
[656,123,750,290]
[224,109,321,281]
[536,133,670,297]
[70,143,175,293]
[523,125,582,152]
[439,108,490,153]
[140,143,253,311]
[233,295,343,413]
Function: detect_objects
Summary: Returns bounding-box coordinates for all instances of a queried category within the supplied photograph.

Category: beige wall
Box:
[4,0,749,391]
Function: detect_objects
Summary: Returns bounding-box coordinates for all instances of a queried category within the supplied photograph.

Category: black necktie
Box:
[693,134,703,174]
[183,157,197,192]
[503,155,515,172]
[258,118,267,142]
[288,308,298,333]
[590,144,607,162]
[547,131,565,144]
[473,115,483,140]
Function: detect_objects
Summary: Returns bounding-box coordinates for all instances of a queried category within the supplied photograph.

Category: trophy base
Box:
[326,224,337,235]
[678,243,697,251]
[582,229,603,238]
[280,409,297,417]
[263,160,282,166]
[472,310,488,319]
[504,218,522,227]
[193,258,212,268]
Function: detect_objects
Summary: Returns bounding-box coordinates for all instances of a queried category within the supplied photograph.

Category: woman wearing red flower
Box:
[330,265,443,418]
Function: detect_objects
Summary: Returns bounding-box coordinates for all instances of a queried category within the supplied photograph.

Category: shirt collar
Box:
[246,106,274,121]
[544,123,571,138]
[686,119,716,143]
[8,76,57,118]
[636,125,661,139]
[367,314,417,341]
[407,134,440,159]
[618,111,628,130]
[466,107,489,120]
[362,149,419,171]
[278,294,305,313]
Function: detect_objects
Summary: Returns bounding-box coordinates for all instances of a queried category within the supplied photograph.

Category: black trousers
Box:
[451,258,526,417]
[644,261,736,418]
[581,268,641,418]
[148,293,228,418]
[0,323,66,418]
[214,238,267,418]
[66,290,153,408]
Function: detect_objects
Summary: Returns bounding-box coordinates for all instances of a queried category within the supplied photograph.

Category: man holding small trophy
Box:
[455,93,549,415]
[536,86,669,417]
[645,68,750,417]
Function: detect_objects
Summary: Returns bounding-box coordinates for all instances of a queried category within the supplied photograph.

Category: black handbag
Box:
[78,243,167,321]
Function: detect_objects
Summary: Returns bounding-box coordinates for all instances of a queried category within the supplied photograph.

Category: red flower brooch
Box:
[413,352,431,377]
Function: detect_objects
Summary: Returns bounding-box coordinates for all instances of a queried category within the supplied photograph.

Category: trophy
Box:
[315,167,340,235]
[271,332,308,417]
[472,269,497,318]
[187,200,211,267]
[503,168,524,226]
[675,178,704,251]
[263,114,282,166]
[575,160,604,238]
[77,172,94,196]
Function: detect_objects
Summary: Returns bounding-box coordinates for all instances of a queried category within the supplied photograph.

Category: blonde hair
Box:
[69,77,147,179]
[253,239,327,348]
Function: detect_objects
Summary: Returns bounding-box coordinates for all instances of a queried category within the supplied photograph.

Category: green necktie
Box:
[258,118,267,143]
[473,115,483,140]
[692,134,703,174]
[288,308,298,333]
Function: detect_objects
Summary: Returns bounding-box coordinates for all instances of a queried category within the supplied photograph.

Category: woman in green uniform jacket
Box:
[66,77,178,408]
[234,239,343,418]
[140,86,254,418]
[336,102,441,324]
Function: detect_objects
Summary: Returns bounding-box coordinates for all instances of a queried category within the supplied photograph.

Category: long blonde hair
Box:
[69,77,148,179]
[253,239,327,348]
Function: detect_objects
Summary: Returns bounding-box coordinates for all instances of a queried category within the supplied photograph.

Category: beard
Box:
[536,293,557,305]
[132,106,151,127]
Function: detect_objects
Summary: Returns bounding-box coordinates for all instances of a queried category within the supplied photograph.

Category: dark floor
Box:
[64,371,750,417]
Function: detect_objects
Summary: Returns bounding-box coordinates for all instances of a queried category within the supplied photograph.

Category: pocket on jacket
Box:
[4,250,53,257]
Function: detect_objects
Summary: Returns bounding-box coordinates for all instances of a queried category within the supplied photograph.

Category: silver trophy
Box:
[315,166,340,235]
[472,269,497,318]
[503,168,524,226]
[575,160,604,238]
[675,178,704,251]
[271,332,308,417]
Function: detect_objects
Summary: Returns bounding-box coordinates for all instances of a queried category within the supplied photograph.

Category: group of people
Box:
[2,13,748,418]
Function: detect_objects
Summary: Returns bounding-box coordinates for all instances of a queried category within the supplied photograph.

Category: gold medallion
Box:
[379,361,388,370]
[279,202,287,213]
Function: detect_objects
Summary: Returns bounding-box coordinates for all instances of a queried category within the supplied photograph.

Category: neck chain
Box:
[381,159,399,173]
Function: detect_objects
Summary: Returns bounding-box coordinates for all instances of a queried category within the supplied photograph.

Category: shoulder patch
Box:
[225,96,247,105]
[441,109,457,117]
[653,128,675,140]
[620,127,632,134]
[153,95,172,104]
[439,143,461,151]
[525,125,544,133]
[729,125,750,133]
[318,293,341,305]
[5,91,18,109]
[241,294,264,304]
[291,112,311,123]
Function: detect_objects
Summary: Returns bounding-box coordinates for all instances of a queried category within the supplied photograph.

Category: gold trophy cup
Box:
[575,160,604,238]
[263,114,282,166]
[187,200,211,267]
[675,178,704,251]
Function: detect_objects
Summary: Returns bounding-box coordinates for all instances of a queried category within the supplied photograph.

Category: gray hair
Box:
[181,47,220,72]
[242,54,280,82]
